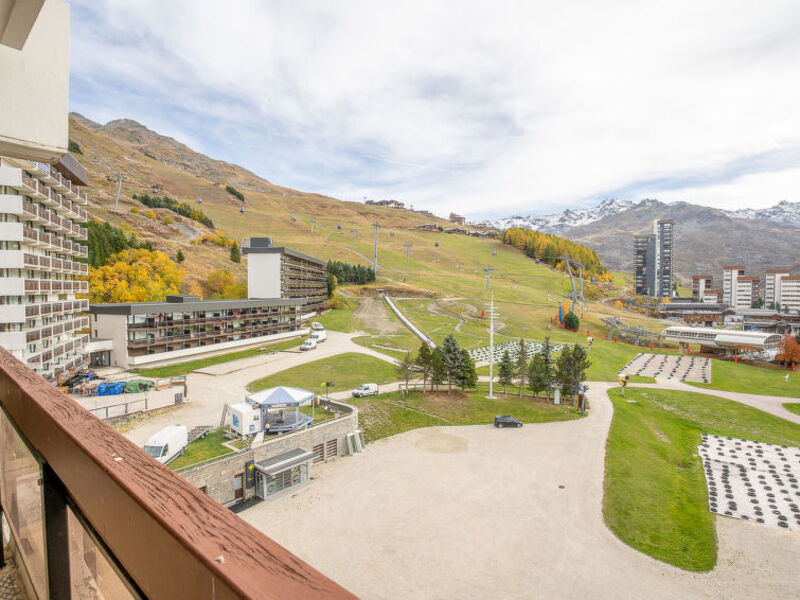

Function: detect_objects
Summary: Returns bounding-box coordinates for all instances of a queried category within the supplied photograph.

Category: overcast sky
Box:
[68,1,800,219]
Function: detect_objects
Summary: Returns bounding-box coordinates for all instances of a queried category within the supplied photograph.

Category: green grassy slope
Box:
[604,387,800,571]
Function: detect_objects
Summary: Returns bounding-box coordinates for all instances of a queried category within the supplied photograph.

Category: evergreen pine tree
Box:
[176,249,185,263]
[458,349,477,390]
[516,339,528,397]
[527,353,547,397]
[416,342,433,392]
[230,241,241,263]
[440,334,463,392]
[431,348,446,391]
[498,350,514,396]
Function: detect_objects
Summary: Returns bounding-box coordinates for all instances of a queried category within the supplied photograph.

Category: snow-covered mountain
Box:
[479,198,635,234]
[721,201,800,226]
[483,198,800,233]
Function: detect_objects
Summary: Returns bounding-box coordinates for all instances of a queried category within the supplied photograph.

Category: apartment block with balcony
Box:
[692,274,714,302]
[90,295,305,368]
[243,237,328,312]
[737,276,761,309]
[0,154,90,381]
[722,265,745,307]
[633,219,674,298]
[765,269,791,309]
[777,276,800,314]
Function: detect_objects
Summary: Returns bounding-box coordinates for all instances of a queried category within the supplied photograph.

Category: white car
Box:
[311,322,325,331]
[309,330,327,343]
[300,339,318,351]
[352,383,379,397]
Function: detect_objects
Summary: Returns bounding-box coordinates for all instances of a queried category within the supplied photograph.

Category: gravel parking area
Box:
[239,383,800,599]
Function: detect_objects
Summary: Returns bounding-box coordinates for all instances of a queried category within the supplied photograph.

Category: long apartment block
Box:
[0,155,90,381]
[90,295,305,369]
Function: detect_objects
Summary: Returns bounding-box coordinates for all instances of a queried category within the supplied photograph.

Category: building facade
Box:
[722,266,745,307]
[90,295,305,368]
[780,277,800,314]
[449,212,466,225]
[242,237,327,313]
[0,156,90,381]
[633,220,674,298]
[692,275,713,302]
[765,269,791,309]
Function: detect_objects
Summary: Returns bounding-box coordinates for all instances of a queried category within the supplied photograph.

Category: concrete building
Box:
[0,155,90,381]
[0,0,70,162]
[692,275,714,302]
[765,269,794,311]
[633,219,674,298]
[723,266,746,307]
[242,237,327,313]
[89,295,305,369]
[780,277,800,314]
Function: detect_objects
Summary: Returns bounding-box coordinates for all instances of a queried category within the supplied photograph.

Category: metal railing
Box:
[0,348,354,599]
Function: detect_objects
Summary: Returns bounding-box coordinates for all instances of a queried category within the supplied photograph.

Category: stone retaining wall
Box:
[179,401,359,506]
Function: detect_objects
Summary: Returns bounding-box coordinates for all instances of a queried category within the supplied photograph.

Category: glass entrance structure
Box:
[254,448,314,499]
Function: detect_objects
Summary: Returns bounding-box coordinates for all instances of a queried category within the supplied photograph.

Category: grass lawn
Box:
[784,403,800,416]
[170,429,234,470]
[350,388,584,442]
[604,387,800,572]
[688,359,800,398]
[247,352,397,392]
[314,297,359,332]
[132,336,303,378]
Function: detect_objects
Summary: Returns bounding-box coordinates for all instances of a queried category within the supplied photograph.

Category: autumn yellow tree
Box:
[89,248,185,303]
[206,269,247,299]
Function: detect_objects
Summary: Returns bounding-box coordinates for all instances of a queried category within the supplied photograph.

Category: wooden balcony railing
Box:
[0,349,355,599]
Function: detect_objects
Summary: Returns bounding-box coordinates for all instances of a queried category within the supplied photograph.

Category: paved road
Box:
[121,331,396,445]
[240,382,800,599]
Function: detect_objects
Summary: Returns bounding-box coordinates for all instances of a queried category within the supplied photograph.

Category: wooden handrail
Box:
[0,348,355,600]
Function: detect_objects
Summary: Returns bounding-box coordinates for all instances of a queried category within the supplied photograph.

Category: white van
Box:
[352,383,379,398]
[143,425,188,464]
[311,322,325,331]
[309,329,327,343]
[300,338,318,351]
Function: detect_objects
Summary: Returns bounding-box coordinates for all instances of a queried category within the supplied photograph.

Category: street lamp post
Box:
[486,292,497,399]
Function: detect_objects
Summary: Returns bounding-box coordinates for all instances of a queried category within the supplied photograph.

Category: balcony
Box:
[0,222,23,243]
[0,331,25,350]
[0,353,354,598]
[0,277,25,295]
[0,250,24,270]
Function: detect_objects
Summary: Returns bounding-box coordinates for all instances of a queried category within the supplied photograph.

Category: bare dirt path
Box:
[353,297,400,335]
[240,383,800,599]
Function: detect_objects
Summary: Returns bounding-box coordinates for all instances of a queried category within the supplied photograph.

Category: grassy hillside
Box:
[71,114,667,342]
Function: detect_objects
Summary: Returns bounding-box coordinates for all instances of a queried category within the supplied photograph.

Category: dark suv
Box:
[494,415,523,428]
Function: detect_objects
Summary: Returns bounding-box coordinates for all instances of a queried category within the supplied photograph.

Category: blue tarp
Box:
[95,382,126,396]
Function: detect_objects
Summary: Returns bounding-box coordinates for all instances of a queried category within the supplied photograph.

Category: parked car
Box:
[309,329,327,343]
[300,339,318,351]
[311,322,325,331]
[352,383,379,397]
[494,415,523,428]
[143,425,188,464]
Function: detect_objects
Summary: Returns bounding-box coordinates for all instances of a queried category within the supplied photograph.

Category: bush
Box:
[144,210,157,220]
[230,241,241,263]
[68,139,83,155]
[563,312,580,331]
[226,185,245,202]
[130,206,140,214]
[161,215,173,225]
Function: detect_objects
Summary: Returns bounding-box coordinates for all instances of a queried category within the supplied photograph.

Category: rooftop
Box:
[90,296,303,315]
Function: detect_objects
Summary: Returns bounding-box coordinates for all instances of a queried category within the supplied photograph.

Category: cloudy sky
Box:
[68,1,800,219]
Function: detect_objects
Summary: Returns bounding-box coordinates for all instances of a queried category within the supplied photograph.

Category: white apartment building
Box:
[722,266,745,307]
[0,156,90,381]
[765,269,791,309]
[778,277,800,314]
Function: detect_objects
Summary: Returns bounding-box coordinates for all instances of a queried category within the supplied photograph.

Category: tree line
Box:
[86,220,153,268]
[495,337,591,404]
[326,261,376,297]
[502,227,611,282]
[132,193,215,229]
[395,335,591,406]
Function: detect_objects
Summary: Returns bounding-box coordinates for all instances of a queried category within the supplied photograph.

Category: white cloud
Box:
[68,0,800,218]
